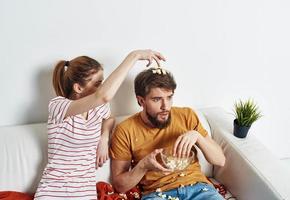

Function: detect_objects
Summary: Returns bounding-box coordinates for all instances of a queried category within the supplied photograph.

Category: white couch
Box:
[0,107,289,200]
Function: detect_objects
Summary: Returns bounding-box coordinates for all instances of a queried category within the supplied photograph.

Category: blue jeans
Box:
[141,182,224,200]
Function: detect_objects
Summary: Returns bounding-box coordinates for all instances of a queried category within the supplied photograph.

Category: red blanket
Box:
[0,181,227,200]
[0,191,33,200]
[96,181,228,199]
[97,182,141,200]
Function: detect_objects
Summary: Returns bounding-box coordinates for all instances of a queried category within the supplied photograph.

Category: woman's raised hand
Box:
[130,49,166,67]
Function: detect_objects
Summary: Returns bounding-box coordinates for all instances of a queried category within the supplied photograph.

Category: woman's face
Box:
[79,70,104,98]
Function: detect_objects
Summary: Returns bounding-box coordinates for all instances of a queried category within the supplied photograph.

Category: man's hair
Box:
[134,68,177,101]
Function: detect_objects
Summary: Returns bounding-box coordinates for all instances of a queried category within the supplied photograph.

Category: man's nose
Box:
[161,99,169,110]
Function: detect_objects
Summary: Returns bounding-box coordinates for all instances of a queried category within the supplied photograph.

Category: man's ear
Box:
[136,96,145,107]
[73,83,83,94]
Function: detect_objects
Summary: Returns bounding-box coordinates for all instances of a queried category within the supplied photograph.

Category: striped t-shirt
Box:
[34,96,110,200]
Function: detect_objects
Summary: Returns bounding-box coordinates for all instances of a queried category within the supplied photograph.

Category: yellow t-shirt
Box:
[110,107,210,194]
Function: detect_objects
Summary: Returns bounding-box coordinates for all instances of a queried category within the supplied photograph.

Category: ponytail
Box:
[52,56,103,99]
[52,60,72,98]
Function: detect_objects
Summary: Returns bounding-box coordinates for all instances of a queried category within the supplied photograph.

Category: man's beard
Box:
[146,111,171,129]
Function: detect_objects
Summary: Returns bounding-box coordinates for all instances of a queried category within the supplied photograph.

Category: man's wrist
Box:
[193,131,201,142]
[137,159,148,173]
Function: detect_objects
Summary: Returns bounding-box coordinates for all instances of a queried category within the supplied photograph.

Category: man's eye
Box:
[152,98,159,102]
[95,81,102,87]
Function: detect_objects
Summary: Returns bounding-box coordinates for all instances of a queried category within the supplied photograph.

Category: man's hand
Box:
[139,149,173,173]
[173,131,200,158]
[96,138,109,168]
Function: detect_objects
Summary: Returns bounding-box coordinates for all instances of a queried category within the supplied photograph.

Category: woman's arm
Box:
[66,50,165,118]
[96,117,115,168]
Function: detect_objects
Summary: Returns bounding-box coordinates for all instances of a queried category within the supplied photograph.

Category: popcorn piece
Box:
[168,196,180,200]
[179,173,186,177]
[119,193,128,199]
[151,67,167,75]
[130,192,140,199]
[157,193,166,198]
[156,188,162,193]
[161,69,167,75]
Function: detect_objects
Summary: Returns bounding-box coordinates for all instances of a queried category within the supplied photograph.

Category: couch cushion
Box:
[194,109,213,177]
[0,123,47,194]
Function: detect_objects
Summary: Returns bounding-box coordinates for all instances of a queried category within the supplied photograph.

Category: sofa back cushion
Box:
[0,110,212,193]
[0,123,47,194]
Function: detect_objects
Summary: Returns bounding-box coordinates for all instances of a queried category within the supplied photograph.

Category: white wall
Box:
[1,0,289,158]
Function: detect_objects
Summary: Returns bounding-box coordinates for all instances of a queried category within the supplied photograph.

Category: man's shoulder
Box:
[115,113,140,130]
[171,106,199,120]
[172,106,194,114]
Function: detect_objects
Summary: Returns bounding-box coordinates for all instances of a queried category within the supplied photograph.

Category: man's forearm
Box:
[197,135,225,166]
[112,161,147,193]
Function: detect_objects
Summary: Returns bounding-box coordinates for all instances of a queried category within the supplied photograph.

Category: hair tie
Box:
[64,61,70,66]
[64,61,70,72]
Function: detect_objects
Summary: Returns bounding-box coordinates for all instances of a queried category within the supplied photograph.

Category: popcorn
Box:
[179,173,186,177]
[168,196,179,200]
[155,188,180,200]
[119,193,127,199]
[129,191,140,199]
[162,155,192,170]
[151,67,167,75]
[157,193,166,198]
[156,188,162,193]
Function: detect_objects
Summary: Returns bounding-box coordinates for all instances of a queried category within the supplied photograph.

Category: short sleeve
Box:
[187,108,208,137]
[110,125,132,161]
[48,96,72,124]
[95,103,111,120]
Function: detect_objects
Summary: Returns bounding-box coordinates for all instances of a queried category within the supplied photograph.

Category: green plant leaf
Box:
[234,99,262,126]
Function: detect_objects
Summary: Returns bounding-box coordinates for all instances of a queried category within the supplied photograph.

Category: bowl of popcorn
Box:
[160,146,195,171]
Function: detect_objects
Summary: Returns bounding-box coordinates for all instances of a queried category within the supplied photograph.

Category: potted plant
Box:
[233,99,262,138]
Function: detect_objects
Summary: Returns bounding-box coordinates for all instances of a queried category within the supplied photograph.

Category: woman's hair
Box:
[134,68,177,99]
[52,56,103,98]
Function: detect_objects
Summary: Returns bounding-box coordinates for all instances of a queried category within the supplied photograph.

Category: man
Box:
[110,68,226,200]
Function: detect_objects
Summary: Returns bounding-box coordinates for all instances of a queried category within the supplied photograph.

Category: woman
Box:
[34,50,165,200]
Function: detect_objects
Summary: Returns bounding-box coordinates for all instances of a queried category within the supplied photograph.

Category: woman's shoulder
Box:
[49,96,67,102]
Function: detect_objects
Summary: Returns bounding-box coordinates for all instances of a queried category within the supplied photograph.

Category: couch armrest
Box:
[201,107,290,200]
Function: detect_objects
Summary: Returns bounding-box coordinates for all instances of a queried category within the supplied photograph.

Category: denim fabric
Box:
[141,182,224,200]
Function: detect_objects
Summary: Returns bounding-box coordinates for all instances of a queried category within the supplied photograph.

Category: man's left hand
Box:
[173,130,200,158]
